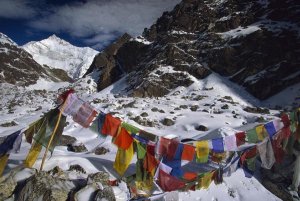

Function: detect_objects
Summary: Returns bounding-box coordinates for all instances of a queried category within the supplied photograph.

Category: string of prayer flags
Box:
[257,138,275,169]
[102,114,121,137]
[195,141,209,163]
[212,138,224,153]
[0,130,22,175]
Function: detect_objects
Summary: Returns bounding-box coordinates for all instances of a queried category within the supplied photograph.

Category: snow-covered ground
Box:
[0,73,299,200]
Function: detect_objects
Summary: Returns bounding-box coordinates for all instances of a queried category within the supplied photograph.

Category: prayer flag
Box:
[212,138,224,153]
[60,93,84,116]
[0,130,22,155]
[24,143,42,168]
[113,127,133,150]
[0,154,9,176]
[89,112,106,137]
[273,119,284,132]
[235,132,246,147]
[143,152,159,176]
[157,169,185,192]
[256,125,268,141]
[154,162,172,179]
[246,128,259,143]
[197,171,213,189]
[196,141,209,163]
[122,122,140,134]
[182,144,195,161]
[113,143,134,175]
[224,135,237,151]
[139,130,158,142]
[257,138,275,169]
[73,102,97,128]
[101,114,121,137]
[264,122,277,138]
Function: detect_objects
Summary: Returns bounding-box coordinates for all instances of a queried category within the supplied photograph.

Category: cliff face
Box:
[86,0,300,99]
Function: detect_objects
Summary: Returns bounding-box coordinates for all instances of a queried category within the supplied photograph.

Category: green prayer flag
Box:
[246,128,259,143]
[122,122,140,134]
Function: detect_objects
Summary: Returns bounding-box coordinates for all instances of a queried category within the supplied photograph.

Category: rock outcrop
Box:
[86,0,300,100]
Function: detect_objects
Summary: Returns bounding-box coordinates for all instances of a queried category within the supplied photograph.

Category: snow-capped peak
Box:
[23,35,99,79]
[0,32,17,46]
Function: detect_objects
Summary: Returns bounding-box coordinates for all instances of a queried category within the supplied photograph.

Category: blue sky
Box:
[0,0,180,50]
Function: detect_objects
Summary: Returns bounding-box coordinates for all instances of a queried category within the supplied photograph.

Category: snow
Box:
[0,33,17,46]
[23,35,99,79]
[218,25,261,39]
[132,36,153,45]
[0,69,296,201]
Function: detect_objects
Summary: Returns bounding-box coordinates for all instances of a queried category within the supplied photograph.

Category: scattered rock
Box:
[140,112,148,117]
[88,172,110,185]
[221,104,229,110]
[174,107,181,110]
[67,143,88,153]
[162,118,175,126]
[190,105,199,111]
[94,147,110,155]
[158,109,165,113]
[255,116,266,123]
[0,121,18,127]
[123,101,136,108]
[193,95,208,101]
[94,187,116,201]
[180,105,188,109]
[131,116,156,127]
[35,106,42,111]
[196,125,209,131]
[57,135,77,146]
[202,109,209,113]
[243,106,270,114]
[151,107,159,112]
[69,164,86,174]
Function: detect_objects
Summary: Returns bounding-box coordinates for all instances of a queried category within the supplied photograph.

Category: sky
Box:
[0,0,180,50]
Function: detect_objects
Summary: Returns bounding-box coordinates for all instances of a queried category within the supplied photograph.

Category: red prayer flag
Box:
[182,144,195,161]
[101,114,121,137]
[183,172,198,180]
[113,127,133,150]
[236,132,246,146]
[158,169,185,192]
[143,152,159,174]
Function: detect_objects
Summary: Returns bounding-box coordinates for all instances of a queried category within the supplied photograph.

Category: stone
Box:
[151,107,159,112]
[140,112,148,117]
[190,105,199,111]
[0,121,18,127]
[196,125,209,131]
[221,104,229,110]
[162,118,175,126]
[67,143,88,153]
[68,164,86,174]
[243,106,270,114]
[57,135,77,146]
[94,147,110,155]
[88,172,110,186]
[94,187,116,201]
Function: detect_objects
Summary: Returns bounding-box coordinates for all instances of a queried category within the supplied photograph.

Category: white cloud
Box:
[0,0,37,19]
[28,0,181,48]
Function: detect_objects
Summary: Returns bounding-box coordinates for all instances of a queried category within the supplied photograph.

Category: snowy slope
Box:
[0,33,17,46]
[1,71,294,200]
[23,35,98,79]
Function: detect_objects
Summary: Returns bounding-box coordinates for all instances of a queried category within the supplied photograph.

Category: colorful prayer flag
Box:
[212,138,224,153]
[197,171,213,189]
[113,143,134,175]
[264,121,277,138]
[235,132,246,147]
[157,169,185,192]
[122,122,140,134]
[257,138,275,169]
[224,135,237,151]
[113,127,133,150]
[195,141,209,163]
[101,114,121,137]
[182,144,195,161]
[24,143,42,168]
[256,125,268,141]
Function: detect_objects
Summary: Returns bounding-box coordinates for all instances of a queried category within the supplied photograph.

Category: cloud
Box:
[28,0,181,48]
[0,0,37,19]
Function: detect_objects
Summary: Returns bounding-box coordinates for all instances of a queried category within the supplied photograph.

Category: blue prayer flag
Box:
[264,122,276,138]
[212,138,224,153]
[0,130,21,155]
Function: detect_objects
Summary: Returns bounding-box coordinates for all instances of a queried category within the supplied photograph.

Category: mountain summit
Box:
[23,35,98,79]
[86,0,300,100]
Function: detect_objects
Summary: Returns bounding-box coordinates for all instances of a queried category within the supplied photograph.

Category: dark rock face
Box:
[86,0,300,99]
[0,33,72,86]
[84,33,132,91]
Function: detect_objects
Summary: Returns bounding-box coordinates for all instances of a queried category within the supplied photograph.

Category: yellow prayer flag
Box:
[0,154,9,176]
[256,125,267,141]
[113,143,134,175]
[196,141,209,163]
[24,143,42,168]
[198,171,213,189]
